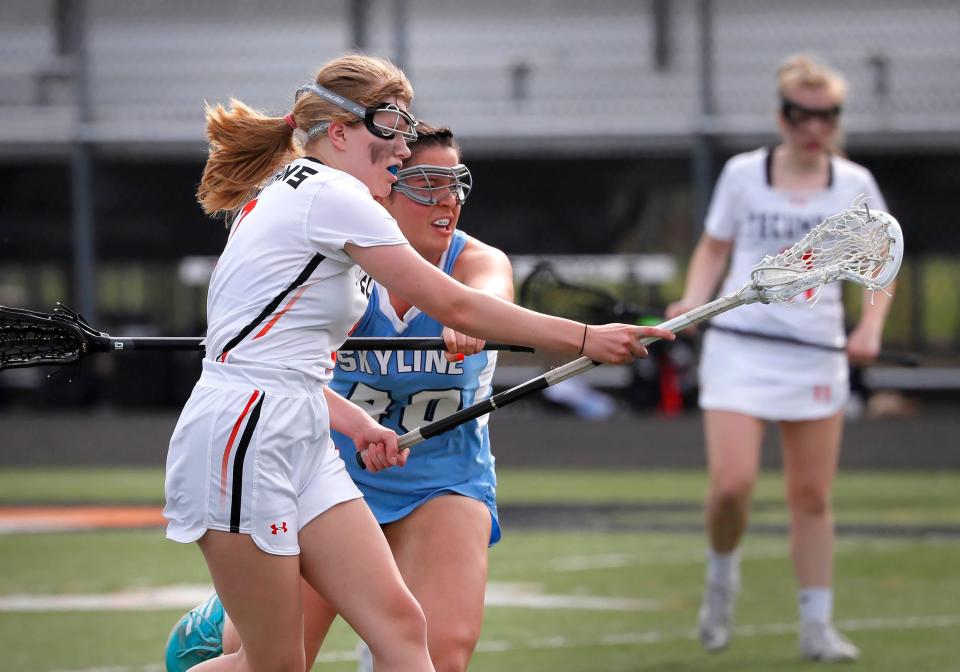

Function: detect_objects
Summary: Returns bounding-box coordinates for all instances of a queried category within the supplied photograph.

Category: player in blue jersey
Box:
[167,124,544,672]
[326,125,507,672]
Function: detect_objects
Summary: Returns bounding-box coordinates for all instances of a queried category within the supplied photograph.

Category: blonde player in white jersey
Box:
[667,54,895,663]
[163,53,673,672]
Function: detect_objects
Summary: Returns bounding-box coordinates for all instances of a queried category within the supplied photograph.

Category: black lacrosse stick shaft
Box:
[1,304,533,371]
[103,337,532,353]
[356,371,553,469]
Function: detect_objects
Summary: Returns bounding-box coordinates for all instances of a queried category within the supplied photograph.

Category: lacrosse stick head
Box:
[517,260,646,324]
[748,200,903,304]
[0,304,110,370]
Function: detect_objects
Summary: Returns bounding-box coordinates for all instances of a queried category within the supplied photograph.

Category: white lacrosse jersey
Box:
[706,147,886,349]
[203,157,408,383]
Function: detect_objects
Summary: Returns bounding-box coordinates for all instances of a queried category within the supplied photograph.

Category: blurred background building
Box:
[1,0,958,409]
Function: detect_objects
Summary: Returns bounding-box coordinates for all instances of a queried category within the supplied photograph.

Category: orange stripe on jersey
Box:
[216,253,325,361]
[333,318,363,363]
[229,198,259,239]
[219,390,261,505]
[253,285,309,340]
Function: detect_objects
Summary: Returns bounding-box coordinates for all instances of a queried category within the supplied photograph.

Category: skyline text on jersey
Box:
[336,350,466,376]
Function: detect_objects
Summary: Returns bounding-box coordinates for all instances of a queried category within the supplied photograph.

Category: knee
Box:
[711,479,753,512]
[389,592,429,644]
[366,592,428,664]
[276,660,306,672]
[430,623,481,672]
[242,650,305,672]
[788,482,831,517]
[274,651,306,672]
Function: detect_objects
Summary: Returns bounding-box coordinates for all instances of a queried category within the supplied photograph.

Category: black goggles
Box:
[393,163,472,206]
[781,98,842,126]
[295,82,418,143]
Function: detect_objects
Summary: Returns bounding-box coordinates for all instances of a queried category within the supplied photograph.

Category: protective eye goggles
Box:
[393,163,472,206]
[781,98,842,126]
[295,82,418,143]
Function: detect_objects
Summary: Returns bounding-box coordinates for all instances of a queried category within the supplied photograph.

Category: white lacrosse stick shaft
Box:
[387,287,759,455]
[358,203,902,463]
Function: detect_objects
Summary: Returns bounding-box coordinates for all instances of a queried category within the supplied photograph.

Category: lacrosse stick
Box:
[0,304,532,371]
[358,200,903,468]
[518,260,645,324]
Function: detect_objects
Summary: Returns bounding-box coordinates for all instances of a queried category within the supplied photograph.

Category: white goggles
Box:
[393,163,472,205]
[295,82,418,142]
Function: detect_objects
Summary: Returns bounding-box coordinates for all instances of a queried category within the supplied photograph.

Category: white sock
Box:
[798,587,833,624]
[706,548,740,585]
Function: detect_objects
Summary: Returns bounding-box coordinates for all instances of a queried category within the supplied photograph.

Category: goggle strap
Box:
[296,82,367,119]
[306,122,330,139]
[297,82,417,142]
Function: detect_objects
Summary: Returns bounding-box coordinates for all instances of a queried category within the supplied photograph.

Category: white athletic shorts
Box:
[163,360,362,555]
[697,328,849,421]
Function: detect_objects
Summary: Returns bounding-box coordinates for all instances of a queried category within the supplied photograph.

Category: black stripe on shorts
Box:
[230,391,265,533]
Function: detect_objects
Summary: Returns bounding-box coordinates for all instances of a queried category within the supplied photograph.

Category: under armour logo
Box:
[270,522,289,535]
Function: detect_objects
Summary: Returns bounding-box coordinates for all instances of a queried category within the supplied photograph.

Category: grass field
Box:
[2,467,959,672]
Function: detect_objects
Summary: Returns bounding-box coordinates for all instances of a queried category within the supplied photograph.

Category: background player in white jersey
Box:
[666,54,895,663]
[163,53,674,672]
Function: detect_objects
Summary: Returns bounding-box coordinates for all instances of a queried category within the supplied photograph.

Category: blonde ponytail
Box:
[777,53,848,101]
[196,53,413,219]
[196,99,297,217]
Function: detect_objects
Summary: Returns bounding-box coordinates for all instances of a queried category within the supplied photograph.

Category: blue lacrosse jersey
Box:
[330,230,501,544]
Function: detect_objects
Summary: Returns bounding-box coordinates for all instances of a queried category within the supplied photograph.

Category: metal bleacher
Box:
[2,0,959,156]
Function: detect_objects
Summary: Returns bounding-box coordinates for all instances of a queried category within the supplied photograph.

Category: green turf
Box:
[1,467,959,671]
[0,530,208,595]
[3,466,960,512]
[0,467,165,504]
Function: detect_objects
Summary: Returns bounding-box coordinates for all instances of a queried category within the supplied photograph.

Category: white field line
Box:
[484,582,659,610]
[470,613,960,656]
[0,521,95,534]
[47,613,960,671]
[0,582,659,613]
[525,536,929,573]
[0,585,213,612]
[5,538,939,613]
[49,667,165,672]
[545,546,785,572]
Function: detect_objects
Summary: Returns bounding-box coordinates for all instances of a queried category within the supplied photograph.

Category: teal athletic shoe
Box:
[164,593,226,672]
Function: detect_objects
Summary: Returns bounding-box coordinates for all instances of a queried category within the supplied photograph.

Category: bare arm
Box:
[665,233,734,319]
[453,235,515,302]
[346,242,674,364]
[438,236,516,358]
[323,386,405,472]
[847,282,895,364]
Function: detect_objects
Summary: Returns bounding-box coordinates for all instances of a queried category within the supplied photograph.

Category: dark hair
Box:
[406,123,462,163]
